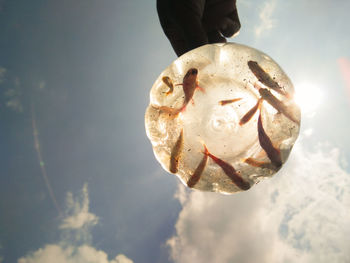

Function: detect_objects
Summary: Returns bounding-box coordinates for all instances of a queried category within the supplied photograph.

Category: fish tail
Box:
[257,113,282,167]
[253,82,261,90]
[187,177,196,188]
[180,104,186,112]
[284,91,293,99]
[202,144,209,156]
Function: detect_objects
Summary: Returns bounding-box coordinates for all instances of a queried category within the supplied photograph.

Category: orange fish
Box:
[244,157,276,170]
[169,129,184,173]
[176,68,203,111]
[182,68,199,104]
[156,105,181,116]
[239,99,262,126]
[203,145,251,190]
[219,98,242,106]
[248,60,288,97]
[162,76,174,95]
[257,112,282,168]
[187,146,208,188]
[259,88,299,124]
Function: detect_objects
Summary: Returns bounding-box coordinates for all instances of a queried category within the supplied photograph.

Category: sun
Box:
[294,82,324,116]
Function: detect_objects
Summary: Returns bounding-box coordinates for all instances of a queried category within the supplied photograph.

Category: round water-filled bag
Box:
[145,43,300,194]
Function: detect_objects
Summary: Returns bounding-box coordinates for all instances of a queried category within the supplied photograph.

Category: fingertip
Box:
[219,17,241,38]
[207,30,226,44]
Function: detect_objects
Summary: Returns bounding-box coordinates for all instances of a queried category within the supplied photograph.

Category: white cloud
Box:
[60,183,99,230]
[303,128,313,137]
[17,245,133,263]
[255,0,277,37]
[5,96,23,112]
[3,76,23,112]
[18,184,133,263]
[167,142,350,263]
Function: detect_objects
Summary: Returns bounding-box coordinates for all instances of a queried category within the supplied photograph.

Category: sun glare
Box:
[294,82,324,116]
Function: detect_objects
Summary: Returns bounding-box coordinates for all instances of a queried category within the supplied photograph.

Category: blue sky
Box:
[1,0,350,263]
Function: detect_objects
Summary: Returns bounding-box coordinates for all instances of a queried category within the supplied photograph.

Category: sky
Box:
[1,0,350,263]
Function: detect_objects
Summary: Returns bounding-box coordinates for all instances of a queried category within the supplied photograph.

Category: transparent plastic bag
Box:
[145,43,300,194]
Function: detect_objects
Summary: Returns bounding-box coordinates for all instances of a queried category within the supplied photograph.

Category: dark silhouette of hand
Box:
[157,0,241,56]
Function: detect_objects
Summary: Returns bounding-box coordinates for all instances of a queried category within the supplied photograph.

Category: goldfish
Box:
[243,157,276,170]
[162,76,174,95]
[187,146,208,188]
[219,98,242,106]
[239,98,262,126]
[259,88,300,124]
[257,112,282,168]
[176,68,204,111]
[158,68,203,114]
[248,60,289,97]
[169,129,184,173]
[203,145,251,190]
[153,105,181,118]
[182,68,199,104]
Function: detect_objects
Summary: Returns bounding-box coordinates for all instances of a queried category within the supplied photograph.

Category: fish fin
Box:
[197,85,205,93]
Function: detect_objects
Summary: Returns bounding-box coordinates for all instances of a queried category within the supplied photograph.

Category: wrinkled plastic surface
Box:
[145,43,300,194]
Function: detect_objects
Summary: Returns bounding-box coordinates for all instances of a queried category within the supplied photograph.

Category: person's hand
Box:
[157,0,241,57]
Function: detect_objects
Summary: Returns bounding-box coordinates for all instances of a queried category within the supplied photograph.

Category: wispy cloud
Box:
[255,0,277,37]
[60,184,99,230]
[1,74,23,112]
[18,184,134,263]
[167,142,350,263]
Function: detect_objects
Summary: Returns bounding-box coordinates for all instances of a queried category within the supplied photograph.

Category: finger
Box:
[157,0,188,56]
[203,0,236,26]
[162,23,189,57]
[219,9,241,37]
[203,0,240,37]
[172,1,208,54]
[207,30,227,43]
[157,0,208,56]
